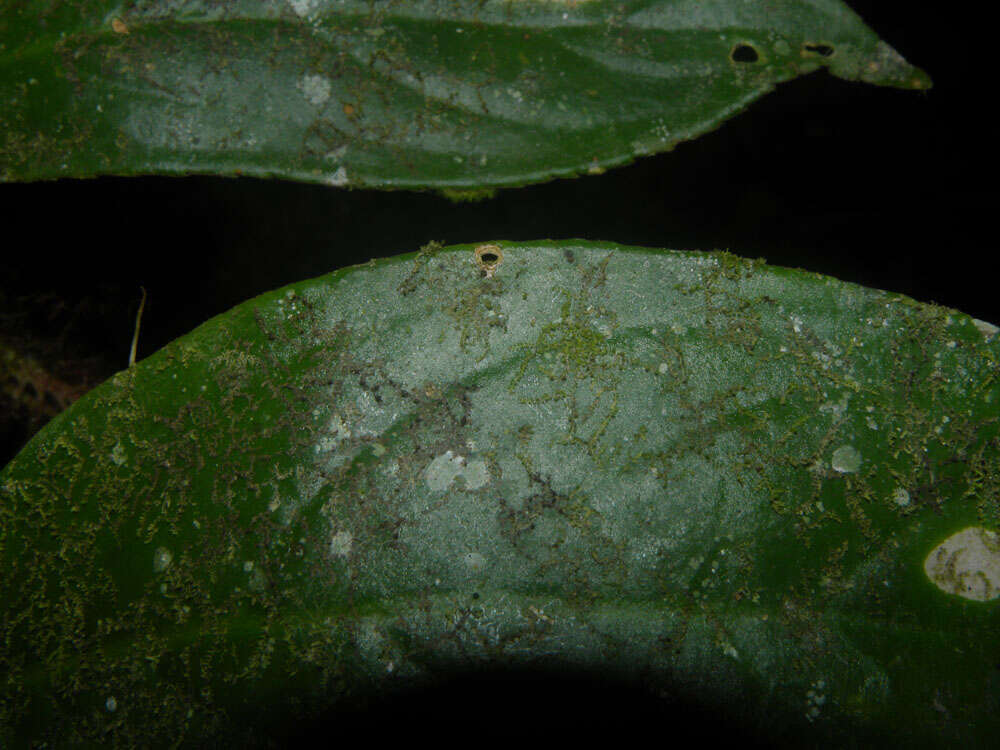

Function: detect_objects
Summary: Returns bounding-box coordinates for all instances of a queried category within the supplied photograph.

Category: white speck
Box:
[790,315,803,334]
[866,416,878,430]
[329,530,353,558]
[892,487,911,507]
[924,527,1000,601]
[110,441,127,466]
[105,697,117,712]
[298,74,331,106]
[946,340,957,349]
[830,445,861,474]
[658,362,669,374]
[326,165,349,186]
[153,547,173,573]
[243,560,254,572]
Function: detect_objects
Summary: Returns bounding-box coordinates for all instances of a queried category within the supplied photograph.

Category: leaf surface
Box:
[2,241,998,747]
[0,0,929,189]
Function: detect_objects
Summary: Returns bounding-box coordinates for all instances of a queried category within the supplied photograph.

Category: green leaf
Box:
[2,241,997,747]
[0,1,929,190]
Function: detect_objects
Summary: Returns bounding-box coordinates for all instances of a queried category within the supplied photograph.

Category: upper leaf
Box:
[0,0,929,189]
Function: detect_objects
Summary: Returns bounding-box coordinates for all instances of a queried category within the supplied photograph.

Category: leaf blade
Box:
[2,240,998,747]
[0,0,930,188]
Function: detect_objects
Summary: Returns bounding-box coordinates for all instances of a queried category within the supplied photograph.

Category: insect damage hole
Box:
[803,43,835,57]
[730,43,759,63]
[474,244,503,278]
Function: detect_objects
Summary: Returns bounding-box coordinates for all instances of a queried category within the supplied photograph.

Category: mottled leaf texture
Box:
[2,241,998,747]
[0,1,929,189]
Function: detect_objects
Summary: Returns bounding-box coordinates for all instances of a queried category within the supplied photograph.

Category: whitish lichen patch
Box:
[325,166,349,186]
[973,318,999,341]
[463,552,486,572]
[424,450,490,492]
[924,527,1000,602]
[298,74,331,106]
[110,441,126,466]
[830,444,861,474]
[329,530,353,558]
[315,415,351,452]
[152,547,173,573]
[288,0,319,18]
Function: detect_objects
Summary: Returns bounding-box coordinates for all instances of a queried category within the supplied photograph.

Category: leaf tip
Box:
[830,40,932,91]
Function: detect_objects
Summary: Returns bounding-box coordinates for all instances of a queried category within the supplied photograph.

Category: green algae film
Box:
[2,241,999,747]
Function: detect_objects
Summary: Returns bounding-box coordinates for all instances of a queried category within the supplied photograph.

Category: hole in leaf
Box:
[730,44,759,63]
[803,43,835,57]
[474,244,503,277]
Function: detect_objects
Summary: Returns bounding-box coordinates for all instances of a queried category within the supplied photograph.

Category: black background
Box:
[0,0,993,744]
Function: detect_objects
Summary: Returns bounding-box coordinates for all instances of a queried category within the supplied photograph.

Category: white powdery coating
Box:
[298,74,331,106]
[924,527,1000,602]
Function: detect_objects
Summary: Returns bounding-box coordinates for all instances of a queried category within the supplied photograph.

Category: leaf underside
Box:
[2,241,998,747]
[0,0,929,190]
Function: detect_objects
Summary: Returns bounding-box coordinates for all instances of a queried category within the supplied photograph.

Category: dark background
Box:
[0,1,992,743]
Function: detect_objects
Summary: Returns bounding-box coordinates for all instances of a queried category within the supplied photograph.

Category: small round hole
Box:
[474,244,503,277]
[730,44,759,64]
[803,43,835,57]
